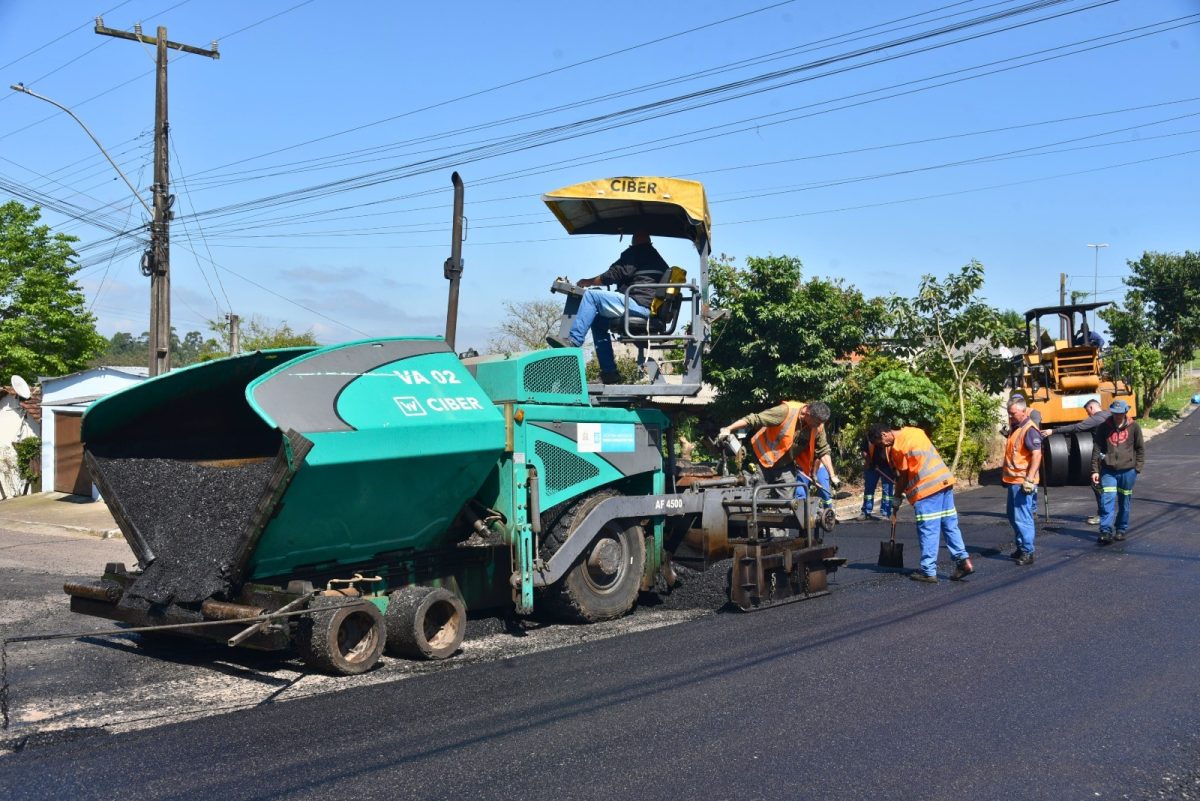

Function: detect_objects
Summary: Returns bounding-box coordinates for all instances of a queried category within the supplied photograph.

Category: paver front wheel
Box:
[540,489,646,623]
[297,595,386,675]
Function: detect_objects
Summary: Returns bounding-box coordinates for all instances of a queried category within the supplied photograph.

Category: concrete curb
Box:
[0,516,122,540]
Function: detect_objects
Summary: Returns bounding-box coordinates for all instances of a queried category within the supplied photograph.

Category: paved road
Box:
[1,409,1197,800]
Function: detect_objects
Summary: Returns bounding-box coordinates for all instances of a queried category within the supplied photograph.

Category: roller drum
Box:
[1068,432,1094,485]
[1042,434,1070,487]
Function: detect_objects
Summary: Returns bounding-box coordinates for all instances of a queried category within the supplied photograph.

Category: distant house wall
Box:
[39,367,147,499]
[0,393,39,498]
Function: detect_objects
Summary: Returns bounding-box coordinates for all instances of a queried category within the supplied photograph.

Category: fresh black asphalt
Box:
[2,409,1197,800]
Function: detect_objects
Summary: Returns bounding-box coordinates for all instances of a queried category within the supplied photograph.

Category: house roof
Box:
[1,384,43,422]
[39,365,150,384]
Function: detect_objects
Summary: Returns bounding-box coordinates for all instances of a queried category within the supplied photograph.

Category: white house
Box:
[39,366,148,498]
[0,386,40,498]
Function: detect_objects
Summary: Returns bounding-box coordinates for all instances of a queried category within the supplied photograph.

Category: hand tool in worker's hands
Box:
[878,512,904,568]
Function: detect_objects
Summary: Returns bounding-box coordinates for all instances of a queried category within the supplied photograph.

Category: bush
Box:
[863,370,947,433]
[14,436,40,482]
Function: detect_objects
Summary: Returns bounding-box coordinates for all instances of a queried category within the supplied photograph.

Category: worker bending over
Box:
[1043,398,1109,525]
[720,401,840,505]
[867,423,973,583]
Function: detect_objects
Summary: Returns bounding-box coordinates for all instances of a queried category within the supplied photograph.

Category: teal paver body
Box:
[82,339,666,616]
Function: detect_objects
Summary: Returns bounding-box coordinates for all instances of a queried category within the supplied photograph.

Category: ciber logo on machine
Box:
[393,396,426,416]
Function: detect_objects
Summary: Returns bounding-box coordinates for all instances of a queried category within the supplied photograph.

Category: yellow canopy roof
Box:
[542,176,711,253]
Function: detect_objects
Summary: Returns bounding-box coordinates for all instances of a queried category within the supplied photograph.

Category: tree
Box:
[862,369,947,432]
[1100,251,1200,408]
[0,201,105,377]
[706,254,888,418]
[887,261,1016,476]
[487,299,562,354]
[208,315,319,353]
[92,328,222,368]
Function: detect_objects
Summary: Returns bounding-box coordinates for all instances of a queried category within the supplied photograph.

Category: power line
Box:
[174,11,1197,239]
[0,0,133,72]
[176,1,1108,226]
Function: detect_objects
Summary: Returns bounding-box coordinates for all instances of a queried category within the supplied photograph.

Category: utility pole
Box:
[1059,272,1067,340]
[227,313,241,355]
[1086,243,1108,333]
[95,18,218,376]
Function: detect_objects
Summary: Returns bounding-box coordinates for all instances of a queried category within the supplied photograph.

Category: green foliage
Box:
[0,201,106,377]
[705,253,888,419]
[584,354,641,383]
[932,386,1000,482]
[488,299,561,353]
[93,328,223,368]
[862,369,947,432]
[1106,343,1164,412]
[829,353,904,476]
[887,261,1013,475]
[14,436,40,483]
[1100,251,1200,408]
[208,315,319,354]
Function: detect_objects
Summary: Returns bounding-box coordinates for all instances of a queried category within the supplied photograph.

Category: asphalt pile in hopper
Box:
[90,455,274,607]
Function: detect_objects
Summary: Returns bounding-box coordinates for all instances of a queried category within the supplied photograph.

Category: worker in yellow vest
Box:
[867,422,974,583]
[1003,395,1043,565]
[720,401,840,502]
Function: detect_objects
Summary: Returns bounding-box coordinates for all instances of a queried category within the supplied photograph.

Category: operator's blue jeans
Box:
[1007,483,1037,554]
[793,464,832,511]
[568,289,649,374]
[862,467,894,517]
[912,487,967,577]
[1099,467,1136,534]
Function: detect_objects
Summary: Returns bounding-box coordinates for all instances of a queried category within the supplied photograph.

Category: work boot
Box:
[1114,530,1127,541]
[950,557,975,581]
[1097,532,1113,545]
[1010,549,1026,561]
[855,512,877,522]
[546,335,572,349]
[909,571,938,584]
[1014,551,1036,566]
[1086,515,1100,525]
[600,370,622,384]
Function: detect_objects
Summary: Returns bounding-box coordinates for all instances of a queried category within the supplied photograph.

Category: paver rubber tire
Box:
[385,586,466,660]
[296,595,386,676]
[539,488,646,623]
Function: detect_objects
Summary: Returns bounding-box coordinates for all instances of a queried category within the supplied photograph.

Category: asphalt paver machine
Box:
[1010,302,1137,485]
[65,174,841,675]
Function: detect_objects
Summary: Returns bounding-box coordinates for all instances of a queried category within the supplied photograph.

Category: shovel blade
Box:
[878,540,904,568]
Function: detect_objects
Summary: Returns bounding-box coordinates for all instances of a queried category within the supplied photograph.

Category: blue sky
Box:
[1,0,1197,351]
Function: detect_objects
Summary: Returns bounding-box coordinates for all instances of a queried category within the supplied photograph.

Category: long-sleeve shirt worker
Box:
[1091,419,1145,474]
[595,243,669,308]
[1053,409,1111,437]
[744,403,831,467]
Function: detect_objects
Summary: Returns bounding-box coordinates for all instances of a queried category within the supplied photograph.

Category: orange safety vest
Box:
[793,424,820,477]
[888,427,954,503]
[1003,418,1036,485]
[751,401,804,469]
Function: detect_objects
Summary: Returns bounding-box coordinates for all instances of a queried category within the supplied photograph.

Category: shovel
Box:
[878,515,904,568]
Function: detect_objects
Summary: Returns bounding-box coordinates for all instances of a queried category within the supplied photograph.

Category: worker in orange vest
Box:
[867,422,974,583]
[1003,395,1043,565]
[720,401,840,502]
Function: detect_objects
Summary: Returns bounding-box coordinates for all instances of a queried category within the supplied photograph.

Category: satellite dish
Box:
[10,375,31,400]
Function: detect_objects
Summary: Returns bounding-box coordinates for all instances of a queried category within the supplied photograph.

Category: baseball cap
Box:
[1108,399,1130,413]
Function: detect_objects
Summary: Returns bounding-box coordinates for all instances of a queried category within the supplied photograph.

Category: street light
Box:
[1086,242,1108,333]
[9,83,153,218]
